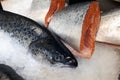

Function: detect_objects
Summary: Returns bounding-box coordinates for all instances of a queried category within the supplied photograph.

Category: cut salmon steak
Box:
[49,1,101,58]
[45,0,65,27]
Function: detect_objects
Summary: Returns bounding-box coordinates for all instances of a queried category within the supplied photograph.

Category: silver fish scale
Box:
[0,12,44,47]
[49,2,90,50]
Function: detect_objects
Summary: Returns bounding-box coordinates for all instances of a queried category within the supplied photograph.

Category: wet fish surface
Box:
[0,10,78,67]
[96,8,120,46]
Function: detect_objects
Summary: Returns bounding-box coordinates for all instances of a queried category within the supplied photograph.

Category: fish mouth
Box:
[52,62,78,68]
[62,59,78,68]
[66,62,78,68]
[63,56,78,68]
[50,60,78,68]
[60,63,78,68]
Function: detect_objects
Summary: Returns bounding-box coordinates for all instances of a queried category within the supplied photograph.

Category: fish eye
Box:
[54,54,64,62]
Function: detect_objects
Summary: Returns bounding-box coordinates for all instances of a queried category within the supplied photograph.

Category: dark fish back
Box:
[0,11,49,47]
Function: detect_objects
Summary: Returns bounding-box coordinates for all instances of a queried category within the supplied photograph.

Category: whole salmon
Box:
[0,5,78,67]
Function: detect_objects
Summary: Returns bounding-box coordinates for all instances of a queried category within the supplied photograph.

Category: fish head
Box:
[29,36,78,68]
[46,48,78,68]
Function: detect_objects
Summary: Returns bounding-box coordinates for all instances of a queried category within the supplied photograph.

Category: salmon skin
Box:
[96,8,120,46]
[0,64,24,80]
[0,9,78,67]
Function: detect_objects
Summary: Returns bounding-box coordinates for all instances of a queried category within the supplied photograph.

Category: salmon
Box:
[45,0,65,27]
[96,8,120,47]
[49,1,101,58]
[45,0,95,27]
[0,4,78,67]
[0,64,24,80]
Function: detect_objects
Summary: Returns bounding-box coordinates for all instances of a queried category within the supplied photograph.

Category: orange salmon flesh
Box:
[79,1,100,58]
[45,0,65,27]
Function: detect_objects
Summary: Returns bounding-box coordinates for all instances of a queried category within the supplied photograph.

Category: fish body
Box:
[96,8,120,45]
[0,10,78,67]
[49,2,90,51]
[0,64,24,80]
[49,1,100,58]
